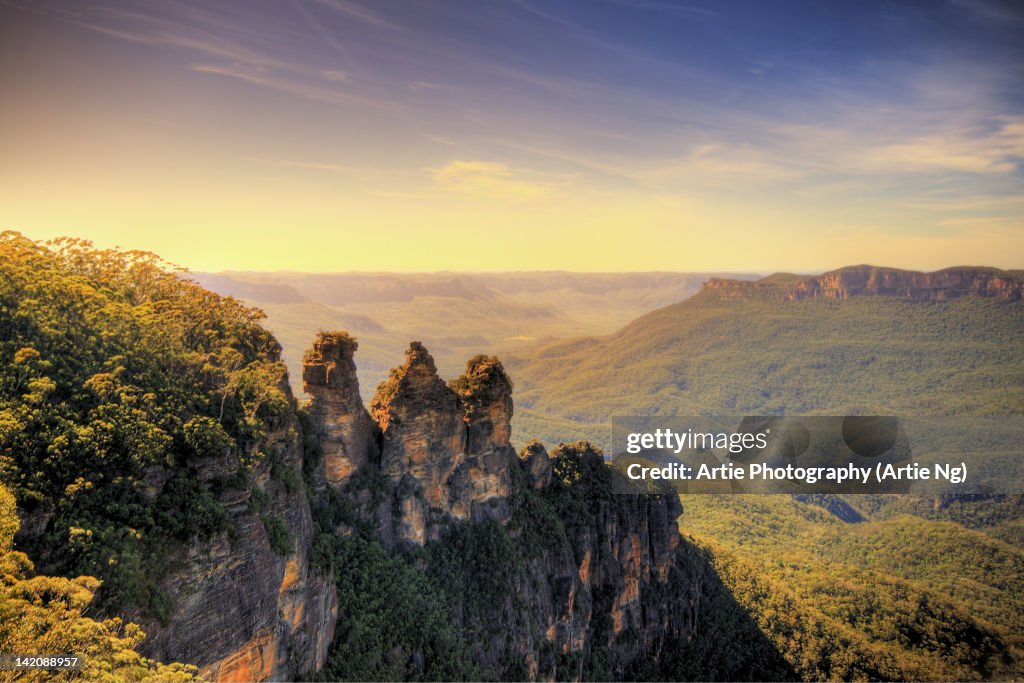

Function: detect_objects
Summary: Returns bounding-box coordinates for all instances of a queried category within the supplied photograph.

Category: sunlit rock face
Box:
[704,265,1024,302]
[362,342,513,544]
[303,332,379,486]
[141,394,337,682]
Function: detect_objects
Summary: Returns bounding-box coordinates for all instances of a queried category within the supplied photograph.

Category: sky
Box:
[1,0,1023,272]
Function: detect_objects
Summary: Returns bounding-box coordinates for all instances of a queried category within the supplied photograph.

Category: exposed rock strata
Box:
[140,382,337,682]
[302,332,379,486]
[704,265,1024,302]
[304,334,700,678]
[358,342,515,544]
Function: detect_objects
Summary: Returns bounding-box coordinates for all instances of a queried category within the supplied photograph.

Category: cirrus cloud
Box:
[428,160,552,199]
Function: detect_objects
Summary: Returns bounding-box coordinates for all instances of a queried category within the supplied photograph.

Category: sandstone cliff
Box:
[304,333,701,679]
[302,332,379,488]
[138,380,337,682]
[703,265,1024,302]
[92,330,711,682]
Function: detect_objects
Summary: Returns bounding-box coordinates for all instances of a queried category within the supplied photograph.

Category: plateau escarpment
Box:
[303,332,708,679]
[507,264,1024,449]
[703,265,1024,302]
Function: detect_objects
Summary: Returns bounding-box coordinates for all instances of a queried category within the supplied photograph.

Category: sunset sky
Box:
[1,0,1022,272]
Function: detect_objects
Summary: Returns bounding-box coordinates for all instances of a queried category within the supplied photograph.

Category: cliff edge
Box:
[703,265,1024,302]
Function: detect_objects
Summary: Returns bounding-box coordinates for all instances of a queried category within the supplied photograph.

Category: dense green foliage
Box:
[679,494,1023,680]
[315,534,479,681]
[0,482,198,682]
[314,468,549,681]
[0,231,290,617]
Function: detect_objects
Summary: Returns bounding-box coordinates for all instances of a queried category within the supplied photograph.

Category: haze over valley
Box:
[195,271,758,405]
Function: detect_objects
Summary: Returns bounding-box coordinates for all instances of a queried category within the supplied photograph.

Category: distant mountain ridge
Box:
[505,264,1024,448]
[703,265,1024,302]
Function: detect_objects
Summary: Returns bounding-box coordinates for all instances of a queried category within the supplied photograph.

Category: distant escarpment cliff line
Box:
[702,265,1024,302]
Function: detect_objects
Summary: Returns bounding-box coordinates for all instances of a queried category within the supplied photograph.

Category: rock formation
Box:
[302,332,379,487]
[303,334,701,679]
[99,331,707,681]
[521,439,553,489]
[140,380,337,681]
[306,338,515,545]
[703,265,1024,302]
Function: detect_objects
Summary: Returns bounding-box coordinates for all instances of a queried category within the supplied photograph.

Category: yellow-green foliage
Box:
[679,494,1023,680]
[0,231,288,617]
[0,483,199,682]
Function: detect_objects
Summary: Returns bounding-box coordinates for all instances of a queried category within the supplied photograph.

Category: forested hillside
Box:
[679,494,1023,680]
[506,270,1024,447]
[0,231,338,679]
[0,481,199,682]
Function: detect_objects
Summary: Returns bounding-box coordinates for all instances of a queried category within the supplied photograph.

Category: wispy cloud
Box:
[596,0,718,18]
[428,161,553,200]
[307,0,406,32]
[951,0,1024,25]
[242,156,360,173]
[31,1,401,113]
[189,62,389,110]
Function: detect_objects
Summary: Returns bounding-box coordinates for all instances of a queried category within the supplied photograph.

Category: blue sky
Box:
[1,0,1022,271]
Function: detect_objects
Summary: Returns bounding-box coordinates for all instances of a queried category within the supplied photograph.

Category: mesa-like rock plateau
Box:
[703,265,1024,301]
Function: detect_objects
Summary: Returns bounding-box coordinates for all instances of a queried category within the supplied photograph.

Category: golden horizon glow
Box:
[2,2,1023,273]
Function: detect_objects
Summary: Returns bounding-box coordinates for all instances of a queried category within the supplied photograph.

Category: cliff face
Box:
[511,442,696,680]
[119,331,703,682]
[304,333,700,679]
[704,265,1024,302]
[305,339,515,546]
[302,333,379,487]
[139,386,337,682]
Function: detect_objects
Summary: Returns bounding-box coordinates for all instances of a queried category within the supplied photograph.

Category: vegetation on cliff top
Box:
[0,231,290,620]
